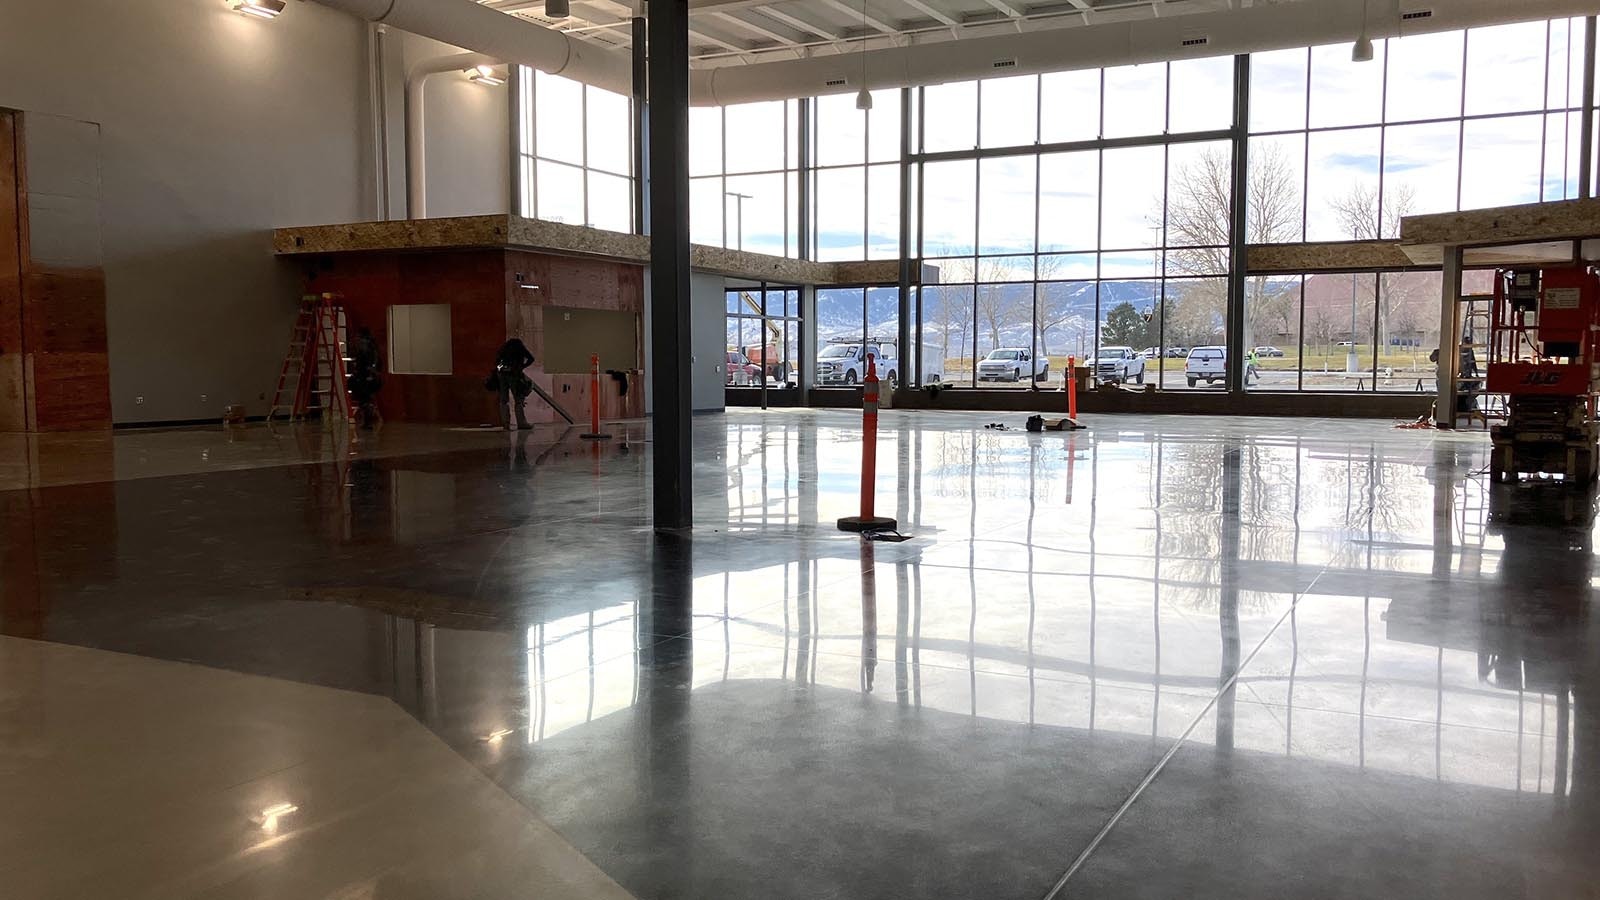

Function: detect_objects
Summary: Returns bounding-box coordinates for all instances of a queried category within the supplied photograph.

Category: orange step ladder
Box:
[268,294,352,423]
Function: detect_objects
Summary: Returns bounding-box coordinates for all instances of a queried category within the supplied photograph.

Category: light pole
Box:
[1347,274,1360,374]
[725,191,752,251]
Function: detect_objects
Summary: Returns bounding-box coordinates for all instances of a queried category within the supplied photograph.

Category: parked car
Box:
[1335,340,1355,347]
[1253,346,1285,357]
[1185,346,1226,387]
[1088,346,1146,384]
[817,340,898,385]
[1165,347,1189,358]
[725,350,761,385]
[977,348,1049,382]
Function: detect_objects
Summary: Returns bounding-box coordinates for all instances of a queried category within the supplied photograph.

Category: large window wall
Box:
[689,100,803,256]
[725,285,801,388]
[511,14,1598,397]
[516,69,633,233]
[915,57,1237,389]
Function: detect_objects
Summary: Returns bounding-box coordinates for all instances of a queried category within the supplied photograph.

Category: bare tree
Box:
[1331,183,1417,353]
[1161,143,1302,352]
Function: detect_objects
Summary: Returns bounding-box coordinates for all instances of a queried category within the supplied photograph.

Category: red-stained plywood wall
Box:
[300,249,644,425]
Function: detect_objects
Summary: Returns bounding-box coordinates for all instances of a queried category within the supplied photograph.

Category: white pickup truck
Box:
[817,340,898,385]
[1185,346,1226,387]
[977,348,1049,383]
[1089,346,1146,385]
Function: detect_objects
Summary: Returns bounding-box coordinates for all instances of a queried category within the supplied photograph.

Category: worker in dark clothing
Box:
[492,337,535,430]
[349,327,383,429]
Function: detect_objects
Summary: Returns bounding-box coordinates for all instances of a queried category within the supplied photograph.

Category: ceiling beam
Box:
[689,26,750,53]
[901,0,959,27]
[981,0,1024,18]
[816,0,898,34]
[714,10,802,45]
[760,7,844,41]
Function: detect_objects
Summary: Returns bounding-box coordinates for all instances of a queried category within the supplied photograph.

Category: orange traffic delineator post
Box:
[1067,355,1078,423]
[580,353,612,441]
[838,354,897,533]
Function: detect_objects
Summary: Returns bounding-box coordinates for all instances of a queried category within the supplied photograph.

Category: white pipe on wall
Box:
[406,51,498,219]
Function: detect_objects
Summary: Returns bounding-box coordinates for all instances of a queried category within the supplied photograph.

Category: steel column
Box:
[1581,16,1596,200]
[897,87,914,387]
[1225,54,1250,393]
[632,15,650,234]
[1435,245,1463,427]
[648,0,693,529]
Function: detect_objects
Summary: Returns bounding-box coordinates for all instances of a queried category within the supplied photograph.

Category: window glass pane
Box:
[1247,133,1305,243]
[1165,141,1231,252]
[1545,110,1582,201]
[587,172,631,233]
[1035,281,1096,361]
[1375,271,1441,392]
[585,85,631,174]
[1098,280,1160,362]
[519,155,535,218]
[866,164,900,259]
[922,81,977,152]
[690,107,722,176]
[1245,275,1300,390]
[980,75,1039,148]
[1384,31,1463,123]
[919,285,975,385]
[536,159,584,224]
[1465,21,1549,115]
[1298,273,1376,391]
[1549,18,1582,110]
[724,101,788,173]
[535,71,584,165]
[919,159,976,256]
[974,256,1035,282]
[1380,121,1459,236]
[786,170,800,257]
[978,155,1037,255]
[1036,254,1097,281]
[975,282,1031,361]
[1460,114,1543,209]
[1305,127,1381,241]
[724,172,787,255]
[1100,145,1165,248]
[1249,48,1307,133]
[1308,40,1384,128]
[1100,251,1161,279]
[817,93,866,167]
[867,89,902,163]
[1103,64,1166,137]
[817,287,864,346]
[1168,56,1233,133]
[1040,69,1100,143]
[816,166,865,261]
[1161,278,1226,388]
[1038,151,1099,253]
[690,176,723,246]
[866,286,898,348]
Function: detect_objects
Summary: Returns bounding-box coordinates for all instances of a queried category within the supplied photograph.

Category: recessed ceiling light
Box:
[228,0,287,19]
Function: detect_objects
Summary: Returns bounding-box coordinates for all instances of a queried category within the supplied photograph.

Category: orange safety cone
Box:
[838,354,898,533]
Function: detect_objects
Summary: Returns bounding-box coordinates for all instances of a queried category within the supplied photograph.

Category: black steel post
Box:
[648,0,693,529]
[897,87,914,387]
[1582,17,1596,200]
[1225,54,1251,394]
[632,15,650,234]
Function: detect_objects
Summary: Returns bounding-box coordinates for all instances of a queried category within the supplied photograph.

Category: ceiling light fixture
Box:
[546,0,570,20]
[227,0,286,19]
[855,0,873,111]
[1351,0,1374,62]
[467,64,507,86]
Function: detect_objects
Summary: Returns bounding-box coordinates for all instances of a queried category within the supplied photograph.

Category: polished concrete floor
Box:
[3,410,1598,899]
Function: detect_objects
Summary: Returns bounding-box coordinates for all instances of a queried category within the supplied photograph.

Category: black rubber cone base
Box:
[837,515,897,533]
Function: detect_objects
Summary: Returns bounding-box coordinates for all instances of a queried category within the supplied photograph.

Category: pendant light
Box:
[855,0,873,110]
[1351,0,1373,62]
[546,0,570,20]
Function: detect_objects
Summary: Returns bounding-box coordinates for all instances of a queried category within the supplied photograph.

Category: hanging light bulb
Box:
[856,88,873,111]
[546,0,570,19]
